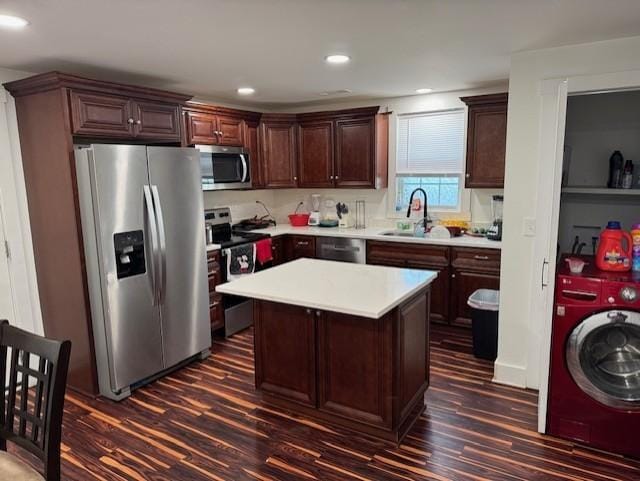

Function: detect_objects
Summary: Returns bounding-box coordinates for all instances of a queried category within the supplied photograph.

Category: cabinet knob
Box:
[451,274,456,278]
[127,118,135,124]
[335,176,339,180]
[135,120,142,125]
[315,310,322,317]
[330,176,334,180]
[465,173,470,178]
[306,308,312,314]
[293,176,298,181]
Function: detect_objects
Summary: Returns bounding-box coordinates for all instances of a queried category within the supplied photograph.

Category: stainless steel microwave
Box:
[197,145,251,190]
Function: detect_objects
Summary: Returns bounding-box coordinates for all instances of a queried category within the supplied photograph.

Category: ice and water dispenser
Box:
[114,230,146,279]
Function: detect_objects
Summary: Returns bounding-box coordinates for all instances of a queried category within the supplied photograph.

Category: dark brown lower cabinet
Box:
[252,289,430,442]
[367,240,500,327]
[254,302,317,407]
[450,269,500,327]
[207,251,224,331]
[285,235,316,261]
[270,236,285,265]
[318,310,393,428]
[367,241,450,324]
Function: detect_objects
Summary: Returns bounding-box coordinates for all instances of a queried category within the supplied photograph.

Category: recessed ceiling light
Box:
[325,54,351,64]
[237,87,255,95]
[415,88,433,94]
[0,14,29,29]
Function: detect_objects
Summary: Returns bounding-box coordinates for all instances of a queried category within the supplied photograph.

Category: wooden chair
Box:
[0,320,71,481]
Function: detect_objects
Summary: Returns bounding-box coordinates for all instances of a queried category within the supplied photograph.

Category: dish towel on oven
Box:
[255,238,273,265]
[224,244,256,281]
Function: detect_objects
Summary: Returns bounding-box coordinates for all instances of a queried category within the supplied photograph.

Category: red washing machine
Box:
[548,255,640,458]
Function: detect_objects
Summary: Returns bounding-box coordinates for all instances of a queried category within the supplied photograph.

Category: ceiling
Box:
[1,0,640,108]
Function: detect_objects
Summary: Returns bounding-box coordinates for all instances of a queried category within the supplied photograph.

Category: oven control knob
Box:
[607,296,616,304]
[620,286,638,303]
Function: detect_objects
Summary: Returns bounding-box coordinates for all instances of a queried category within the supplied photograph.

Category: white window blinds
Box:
[396,109,465,175]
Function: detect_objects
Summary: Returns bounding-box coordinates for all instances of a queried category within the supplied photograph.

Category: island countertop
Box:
[216,258,437,319]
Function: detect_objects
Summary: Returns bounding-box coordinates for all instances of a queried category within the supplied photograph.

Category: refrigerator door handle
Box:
[240,154,248,182]
[143,185,160,305]
[151,185,168,305]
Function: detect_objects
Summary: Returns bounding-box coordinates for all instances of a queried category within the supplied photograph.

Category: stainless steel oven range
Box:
[205,207,271,336]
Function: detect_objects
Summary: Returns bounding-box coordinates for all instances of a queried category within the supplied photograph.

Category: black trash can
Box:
[467,289,500,361]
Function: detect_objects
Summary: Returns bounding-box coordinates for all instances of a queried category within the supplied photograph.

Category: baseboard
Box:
[492,360,527,388]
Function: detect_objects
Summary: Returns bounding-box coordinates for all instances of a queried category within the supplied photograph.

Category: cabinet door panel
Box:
[335,118,375,187]
[254,301,316,407]
[463,95,507,188]
[185,112,216,145]
[298,121,334,188]
[70,91,133,137]
[407,262,449,324]
[285,236,315,261]
[451,270,500,327]
[134,101,181,141]
[243,121,263,188]
[217,116,244,146]
[271,236,285,265]
[261,122,297,188]
[318,311,392,427]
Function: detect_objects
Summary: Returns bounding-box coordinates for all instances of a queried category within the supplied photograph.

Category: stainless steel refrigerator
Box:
[75,144,210,401]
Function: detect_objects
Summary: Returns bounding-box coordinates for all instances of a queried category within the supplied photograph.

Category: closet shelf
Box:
[561,187,640,196]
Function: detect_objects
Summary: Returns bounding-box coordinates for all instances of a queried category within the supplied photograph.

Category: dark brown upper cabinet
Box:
[296,107,389,189]
[244,119,264,189]
[217,114,244,146]
[133,100,181,140]
[460,93,508,188]
[70,92,182,141]
[70,91,133,138]
[297,120,334,188]
[183,103,258,147]
[335,116,376,188]
[260,114,298,188]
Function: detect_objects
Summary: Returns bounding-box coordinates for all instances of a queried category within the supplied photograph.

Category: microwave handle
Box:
[240,154,248,182]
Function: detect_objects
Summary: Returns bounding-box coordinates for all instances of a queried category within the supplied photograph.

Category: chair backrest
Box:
[0,320,71,481]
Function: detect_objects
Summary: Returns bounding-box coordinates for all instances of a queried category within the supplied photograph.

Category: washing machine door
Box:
[567,310,640,410]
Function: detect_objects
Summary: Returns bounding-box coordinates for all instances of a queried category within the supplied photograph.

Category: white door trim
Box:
[0,86,43,335]
[0,191,17,323]
[534,68,640,433]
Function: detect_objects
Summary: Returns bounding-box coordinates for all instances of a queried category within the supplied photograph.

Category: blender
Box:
[308,194,321,226]
[486,195,503,241]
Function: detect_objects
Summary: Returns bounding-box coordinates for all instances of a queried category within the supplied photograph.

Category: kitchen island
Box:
[216,258,437,442]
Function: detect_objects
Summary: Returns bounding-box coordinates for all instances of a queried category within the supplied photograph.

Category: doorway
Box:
[534,70,640,433]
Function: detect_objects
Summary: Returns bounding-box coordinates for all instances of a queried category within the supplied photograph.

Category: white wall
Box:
[0,67,43,334]
[498,35,640,389]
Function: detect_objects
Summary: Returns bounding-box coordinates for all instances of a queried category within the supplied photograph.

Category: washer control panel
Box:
[601,282,640,306]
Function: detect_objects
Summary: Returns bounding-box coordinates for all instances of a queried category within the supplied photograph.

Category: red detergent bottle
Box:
[596,221,633,271]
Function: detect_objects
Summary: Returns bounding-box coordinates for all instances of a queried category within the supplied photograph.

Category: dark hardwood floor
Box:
[12,324,640,480]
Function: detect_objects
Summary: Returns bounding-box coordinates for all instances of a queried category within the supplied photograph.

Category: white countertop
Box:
[216,258,437,319]
[243,224,502,249]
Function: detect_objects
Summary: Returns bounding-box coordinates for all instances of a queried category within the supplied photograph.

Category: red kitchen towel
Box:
[255,238,273,265]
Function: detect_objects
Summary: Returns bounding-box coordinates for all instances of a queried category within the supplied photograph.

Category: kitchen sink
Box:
[380,230,421,238]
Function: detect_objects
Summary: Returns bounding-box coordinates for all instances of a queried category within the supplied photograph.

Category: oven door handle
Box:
[240,154,248,182]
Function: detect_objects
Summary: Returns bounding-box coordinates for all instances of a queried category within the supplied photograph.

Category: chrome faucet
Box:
[406,188,430,229]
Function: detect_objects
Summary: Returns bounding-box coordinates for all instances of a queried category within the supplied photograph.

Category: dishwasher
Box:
[315,237,366,264]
